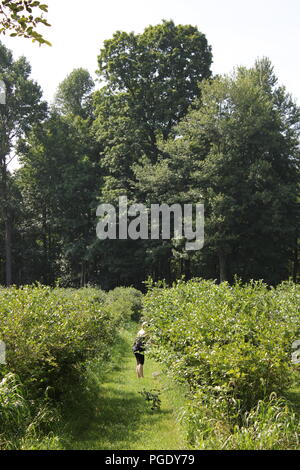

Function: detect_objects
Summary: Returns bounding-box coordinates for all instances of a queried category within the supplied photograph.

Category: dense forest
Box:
[1,19,300,290]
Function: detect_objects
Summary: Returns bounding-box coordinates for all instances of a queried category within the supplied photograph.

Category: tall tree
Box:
[142,59,300,283]
[97,19,212,155]
[55,68,95,118]
[17,69,100,286]
[93,20,213,286]
[0,41,46,285]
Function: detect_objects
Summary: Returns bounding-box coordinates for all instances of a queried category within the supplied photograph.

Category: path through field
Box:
[61,325,187,450]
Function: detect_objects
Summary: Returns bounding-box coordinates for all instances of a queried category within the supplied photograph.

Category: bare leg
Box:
[136,364,144,378]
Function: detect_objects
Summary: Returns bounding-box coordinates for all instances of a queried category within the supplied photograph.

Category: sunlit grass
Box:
[56,324,187,450]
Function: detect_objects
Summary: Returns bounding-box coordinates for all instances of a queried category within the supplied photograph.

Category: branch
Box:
[0,0,51,46]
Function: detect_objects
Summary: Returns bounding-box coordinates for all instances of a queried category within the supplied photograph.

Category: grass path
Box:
[61,324,188,450]
[35,323,300,451]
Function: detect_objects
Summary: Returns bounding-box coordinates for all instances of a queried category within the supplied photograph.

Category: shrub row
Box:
[0,285,142,394]
[0,286,110,395]
[0,284,142,448]
[142,279,300,449]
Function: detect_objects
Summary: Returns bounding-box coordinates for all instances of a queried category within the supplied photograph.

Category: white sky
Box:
[1,0,300,105]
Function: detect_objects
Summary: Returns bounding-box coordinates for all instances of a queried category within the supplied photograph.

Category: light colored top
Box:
[137,328,146,338]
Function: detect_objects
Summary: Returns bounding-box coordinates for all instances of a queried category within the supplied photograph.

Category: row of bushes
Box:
[142,279,300,449]
[0,284,142,448]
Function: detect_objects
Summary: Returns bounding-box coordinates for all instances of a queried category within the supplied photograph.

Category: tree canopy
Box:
[54,68,95,118]
[1,23,299,288]
[0,40,47,284]
[98,20,212,144]
[147,59,300,283]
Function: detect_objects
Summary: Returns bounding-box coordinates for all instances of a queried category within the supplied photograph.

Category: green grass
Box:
[285,381,300,417]
[49,323,188,450]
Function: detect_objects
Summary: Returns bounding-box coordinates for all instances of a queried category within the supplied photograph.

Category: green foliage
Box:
[0,40,47,286]
[95,19,212,200]
[12,67,99,288]
[140,59,300,284]
[105,287,143,322]
[0,285,120,396]
[183,393,300,450]
[0,40,47,167]
[54,68,95,118]
[16,105,100,286]
[97,19,212,143]
[143,279,300,448]
[0,0,51,45]
[91,20,212,288]
[0,372,61,449]
[1,24,300,292]
[139,388,162,411]
[0,285,142,448]
[0,373,31,438]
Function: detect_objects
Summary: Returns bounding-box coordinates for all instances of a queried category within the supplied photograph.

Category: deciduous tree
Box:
[0,41,46,285]
[147,59,300,283]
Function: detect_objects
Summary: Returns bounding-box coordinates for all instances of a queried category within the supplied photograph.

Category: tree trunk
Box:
[81,261,87,287]
[293,231,299,283]
[0,158,12,286]
[5,218,12,286]
[219,251,227,283]
[185,257,191,280]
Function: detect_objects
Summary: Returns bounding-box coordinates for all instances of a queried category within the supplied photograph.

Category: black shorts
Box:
[135,353,145,365]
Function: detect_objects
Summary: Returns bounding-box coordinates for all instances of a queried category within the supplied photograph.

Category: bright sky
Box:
[1,0,300,105]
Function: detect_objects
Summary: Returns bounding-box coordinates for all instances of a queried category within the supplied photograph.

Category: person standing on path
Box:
[132,322,148,379]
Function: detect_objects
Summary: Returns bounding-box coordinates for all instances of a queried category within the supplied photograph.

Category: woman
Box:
[132,322,147,379]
